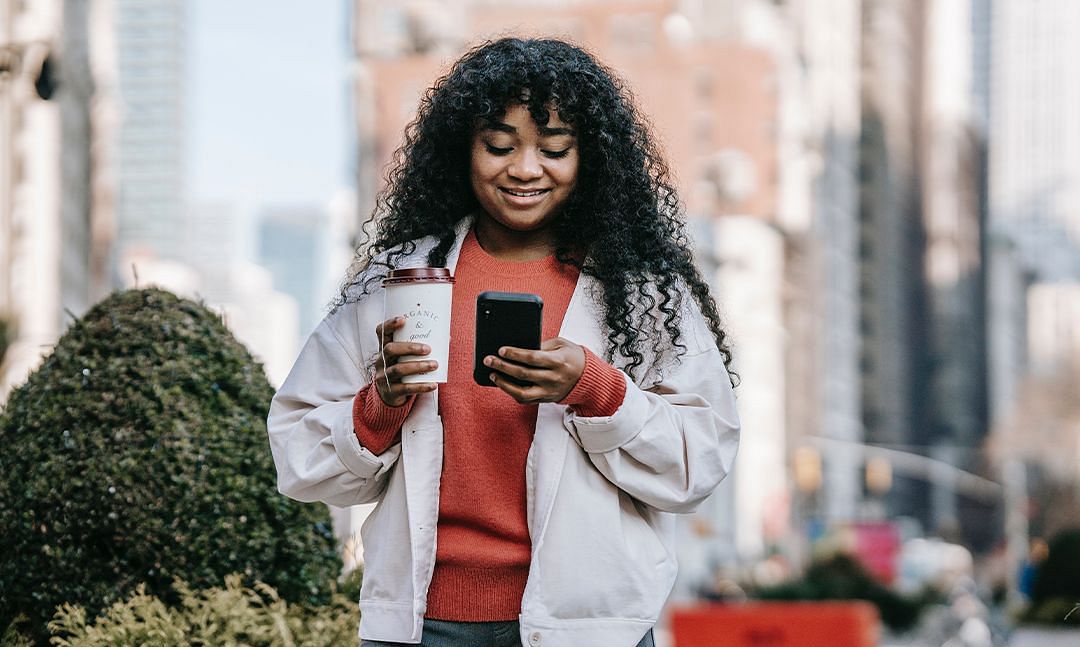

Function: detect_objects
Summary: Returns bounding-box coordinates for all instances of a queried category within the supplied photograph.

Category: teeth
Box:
[505,189,545,197]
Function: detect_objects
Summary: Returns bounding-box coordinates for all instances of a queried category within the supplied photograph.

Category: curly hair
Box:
[339,37,736,385]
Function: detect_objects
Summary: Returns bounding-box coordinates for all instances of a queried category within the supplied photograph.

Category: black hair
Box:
[338,37,736,385]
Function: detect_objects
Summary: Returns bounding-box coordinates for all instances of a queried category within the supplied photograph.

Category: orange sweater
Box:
[353,230,626,620]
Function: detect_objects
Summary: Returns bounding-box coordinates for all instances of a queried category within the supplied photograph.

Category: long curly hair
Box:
[340,37,735,385]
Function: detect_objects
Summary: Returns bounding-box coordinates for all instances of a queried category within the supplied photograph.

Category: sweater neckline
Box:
[457,229,571,278]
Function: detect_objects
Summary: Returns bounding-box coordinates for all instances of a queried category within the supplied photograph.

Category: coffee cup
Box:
[382,267,454,383]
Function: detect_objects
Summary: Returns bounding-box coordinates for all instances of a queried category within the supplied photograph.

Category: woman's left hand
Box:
[485,337,586,403]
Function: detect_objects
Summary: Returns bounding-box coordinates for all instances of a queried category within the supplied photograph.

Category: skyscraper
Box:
[989,0,1080,281]
[113,0,186,265]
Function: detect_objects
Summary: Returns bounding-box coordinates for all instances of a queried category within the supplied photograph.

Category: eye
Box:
[542,148,572,159]
[484,144,513,156]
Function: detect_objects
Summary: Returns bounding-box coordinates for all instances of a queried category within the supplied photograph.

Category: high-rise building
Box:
[857,0,922,516]
[783,0,865,525]
[257,206,333,341]
[989,0,1080,281]
[1,0,115,403]
[113,0,186,265]
[856,0,990,544]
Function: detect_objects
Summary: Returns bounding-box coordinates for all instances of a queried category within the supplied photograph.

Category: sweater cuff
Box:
[559,347,627,418]
[353,383,413,455]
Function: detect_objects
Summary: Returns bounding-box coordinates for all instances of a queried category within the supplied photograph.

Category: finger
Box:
[390,381,438,396]
[377,380,436,406]
[489,372,545,403]
[375,316,404,343]
[497,345,560,369]
[485,355,544,383]
[386,359,438,381]
[383,341,431,359]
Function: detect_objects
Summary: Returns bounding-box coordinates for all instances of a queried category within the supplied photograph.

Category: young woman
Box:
[268,37,740,647]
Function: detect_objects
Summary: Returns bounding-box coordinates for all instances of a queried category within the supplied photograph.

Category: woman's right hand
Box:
[373,316,438,407]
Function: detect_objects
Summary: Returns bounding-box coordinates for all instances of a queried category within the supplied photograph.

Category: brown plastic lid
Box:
[382,267,455,286]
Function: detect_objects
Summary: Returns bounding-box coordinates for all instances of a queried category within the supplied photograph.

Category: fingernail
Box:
[498,347,507,357]
[490,373,497,382]
[484,357,493,367]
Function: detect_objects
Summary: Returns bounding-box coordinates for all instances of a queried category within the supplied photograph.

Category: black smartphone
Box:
[474,291,543,387]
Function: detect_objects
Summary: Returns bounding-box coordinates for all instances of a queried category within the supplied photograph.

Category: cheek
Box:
[556,159,580,189]
[470,156,500,185]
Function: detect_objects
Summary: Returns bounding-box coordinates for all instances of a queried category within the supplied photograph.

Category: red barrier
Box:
[671,601,880,647]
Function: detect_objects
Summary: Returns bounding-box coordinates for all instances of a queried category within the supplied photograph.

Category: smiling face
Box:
[469,103,579,257]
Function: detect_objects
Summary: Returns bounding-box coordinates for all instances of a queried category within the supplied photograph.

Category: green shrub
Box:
[40,574,357,646]
[1022,528,1080,626]
[755,553,931,631]
[0,289,341,642]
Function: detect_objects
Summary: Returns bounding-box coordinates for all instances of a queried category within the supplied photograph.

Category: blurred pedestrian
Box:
[1018,537,1048,600]
[268,37,740,647]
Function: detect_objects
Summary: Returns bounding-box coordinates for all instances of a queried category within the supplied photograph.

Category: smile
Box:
[500,188,550,197]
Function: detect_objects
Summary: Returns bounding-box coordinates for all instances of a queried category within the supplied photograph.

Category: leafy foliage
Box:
[0,289,341,642]
[41,574,357,646]
[755,553,931,631]
[1022,528,1080,626]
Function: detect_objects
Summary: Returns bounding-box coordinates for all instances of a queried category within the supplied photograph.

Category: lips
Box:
[499,187,551,207]
[500,187,550,197]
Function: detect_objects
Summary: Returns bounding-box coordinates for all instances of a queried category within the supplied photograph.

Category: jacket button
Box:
[529,631,542,645]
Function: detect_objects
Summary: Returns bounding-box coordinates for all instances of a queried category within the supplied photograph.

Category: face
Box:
[469,103,579,241]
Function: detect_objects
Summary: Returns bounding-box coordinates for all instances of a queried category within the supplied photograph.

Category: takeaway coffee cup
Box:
[382,267,454,383]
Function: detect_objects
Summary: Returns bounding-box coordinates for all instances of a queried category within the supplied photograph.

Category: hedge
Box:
[0,288,341,642]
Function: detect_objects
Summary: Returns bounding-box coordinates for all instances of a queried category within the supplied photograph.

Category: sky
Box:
[187,0,351,218]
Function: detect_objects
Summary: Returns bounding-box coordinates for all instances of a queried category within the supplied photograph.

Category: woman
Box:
[268,37,740,647]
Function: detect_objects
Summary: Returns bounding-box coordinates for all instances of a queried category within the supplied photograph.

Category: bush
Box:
[1022,528,1080,626]
[755,553,931,631]
[0,289,341,642]
[40,574,356,646]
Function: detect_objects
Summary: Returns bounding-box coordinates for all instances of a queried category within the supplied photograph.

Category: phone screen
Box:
[474,291,543,387]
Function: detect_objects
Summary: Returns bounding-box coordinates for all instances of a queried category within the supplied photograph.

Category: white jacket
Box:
[267,220,740,646]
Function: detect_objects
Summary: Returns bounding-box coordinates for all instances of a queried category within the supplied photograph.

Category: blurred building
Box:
[0,0,116,404]
[257,205,335,341]
[986,234,1030,426]
[857,0,922,514]
[1027,283,1080,376]
[183,200,245,301]
[850,0,991,545]
[783,0,865,527]
[917,0,989,542]
[112,0,186,266]
[989,0,1080,282]
[985,0,1080,516]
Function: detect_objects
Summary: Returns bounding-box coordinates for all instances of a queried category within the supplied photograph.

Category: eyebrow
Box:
[484,122,576,137]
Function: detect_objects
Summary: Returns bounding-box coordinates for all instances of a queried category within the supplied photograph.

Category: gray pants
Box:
[361,618,656,647]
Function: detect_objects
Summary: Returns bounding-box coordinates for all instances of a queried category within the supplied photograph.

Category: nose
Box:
[508,148,543,181]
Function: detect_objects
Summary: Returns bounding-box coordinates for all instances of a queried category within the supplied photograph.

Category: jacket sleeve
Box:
[564,344,740,515]
[267,317,401,507]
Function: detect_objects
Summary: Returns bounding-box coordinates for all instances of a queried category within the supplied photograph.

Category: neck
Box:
[473,219,556,262]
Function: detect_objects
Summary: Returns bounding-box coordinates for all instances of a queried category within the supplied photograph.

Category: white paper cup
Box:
[382,267,454,383]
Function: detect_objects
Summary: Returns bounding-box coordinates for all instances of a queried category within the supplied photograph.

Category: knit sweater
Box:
[352,230,626,620]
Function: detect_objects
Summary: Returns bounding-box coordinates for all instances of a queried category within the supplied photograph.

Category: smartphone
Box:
[474,291,543,387]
